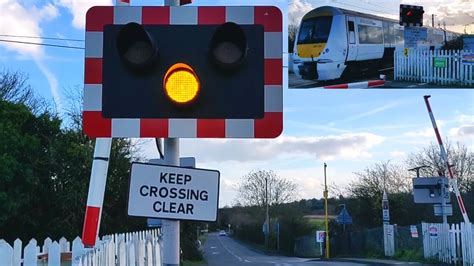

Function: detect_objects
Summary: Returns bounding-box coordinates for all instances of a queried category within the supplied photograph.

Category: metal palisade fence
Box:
[422,222,474,266]
[0,229,161,265]
[394,49,474,87]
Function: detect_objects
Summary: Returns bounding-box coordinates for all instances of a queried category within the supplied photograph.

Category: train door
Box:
[346,16,357,62]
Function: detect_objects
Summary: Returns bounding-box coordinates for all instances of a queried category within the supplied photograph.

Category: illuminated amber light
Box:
[164,63,200,105]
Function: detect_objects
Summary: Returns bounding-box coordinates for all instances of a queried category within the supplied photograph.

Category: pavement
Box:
[203,233,429,266]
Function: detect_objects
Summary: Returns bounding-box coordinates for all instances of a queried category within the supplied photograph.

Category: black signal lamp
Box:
[117,22,159,71]
[209,22,248,71]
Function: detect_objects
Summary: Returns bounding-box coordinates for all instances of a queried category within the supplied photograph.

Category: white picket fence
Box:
[0,229,161,266]
[75,230,162,266]
[422,222,474,265]
[394,49,474,86]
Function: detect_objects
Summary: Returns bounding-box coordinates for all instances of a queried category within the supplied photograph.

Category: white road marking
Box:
[210,246,216,249]
[216,235,243,262]
[212,252,220,255]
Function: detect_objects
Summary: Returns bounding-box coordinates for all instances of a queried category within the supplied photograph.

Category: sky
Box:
[0,0,473,208]
[289,0,474,33]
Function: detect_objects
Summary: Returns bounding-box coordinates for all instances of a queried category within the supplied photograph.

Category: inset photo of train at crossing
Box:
[288,0,474,88]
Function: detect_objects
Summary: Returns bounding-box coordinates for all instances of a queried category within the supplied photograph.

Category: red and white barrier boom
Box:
[423,95,470,223]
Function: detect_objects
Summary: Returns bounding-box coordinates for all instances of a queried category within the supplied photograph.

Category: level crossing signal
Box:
[83,6,283,139]
[400,4,424,27]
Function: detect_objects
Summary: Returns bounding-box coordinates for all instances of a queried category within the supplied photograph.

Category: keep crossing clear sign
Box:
[127,162,220,221]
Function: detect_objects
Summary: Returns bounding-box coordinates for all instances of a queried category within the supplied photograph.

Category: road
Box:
[203,233,378,266]
[288,73,461,89]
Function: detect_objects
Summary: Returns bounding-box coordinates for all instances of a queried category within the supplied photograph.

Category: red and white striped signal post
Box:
[423,95,470,223]
[81,3,283,266]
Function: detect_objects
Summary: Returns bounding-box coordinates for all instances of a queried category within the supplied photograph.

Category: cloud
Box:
[54,0,113,29]
[34,58,63,114]
[0,0,59,56]
[288,0,315,25]
[404,128,435,138]
[37,3,60,21]
[0,0,63,113]
[172,133,385,163]
[449,124,474,137]
[404,120,447,138]
[390,150,406,158]
[333,101,403,124]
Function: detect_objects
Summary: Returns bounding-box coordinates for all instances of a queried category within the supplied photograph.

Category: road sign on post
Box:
[434,204,453,216]
[382,191,390,225]
[83,5,283,139]
[127,162,220,221]
[316,231,325,243]
[404,27,427,49]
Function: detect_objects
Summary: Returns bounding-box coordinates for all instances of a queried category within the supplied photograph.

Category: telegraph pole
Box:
[323,163,330,259]
[265,177,269,249]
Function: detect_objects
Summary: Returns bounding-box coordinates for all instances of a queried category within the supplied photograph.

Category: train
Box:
[292,6,459,80]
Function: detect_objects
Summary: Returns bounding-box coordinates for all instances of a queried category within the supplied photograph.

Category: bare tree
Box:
[329,182,347,199]
[62,85,83,130]
[234,170,298,207]
[406,141,474,193]
[288,24,298,53]
[0,69,47,113]
[347,161,411,199]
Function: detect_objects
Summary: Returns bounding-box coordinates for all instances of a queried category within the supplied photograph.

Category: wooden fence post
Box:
[23,239,38,266]
[0,240,13,266]
[13,239,21,266]
[48,241,61,266]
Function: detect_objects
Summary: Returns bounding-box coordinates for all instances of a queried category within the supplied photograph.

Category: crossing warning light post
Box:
[81,1,283,264]
[400,4,424,27]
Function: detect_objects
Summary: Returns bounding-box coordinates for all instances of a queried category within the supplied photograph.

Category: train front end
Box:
[293,7,347,81]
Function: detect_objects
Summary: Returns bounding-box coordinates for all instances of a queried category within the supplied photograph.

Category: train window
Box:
[358,25,383,44]
[348,21,355,32]
[396,29,404,44]
[388,23,395,45]
[297,16,333,44]
[348,21,356,44]
[382,22,388,45]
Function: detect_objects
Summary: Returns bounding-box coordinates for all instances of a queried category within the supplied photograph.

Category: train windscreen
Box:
[297,16,333,44]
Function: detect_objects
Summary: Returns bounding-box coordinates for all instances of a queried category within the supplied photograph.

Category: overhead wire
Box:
[0,39,84,50]
[0,34,84,42]
[332,0,397,16]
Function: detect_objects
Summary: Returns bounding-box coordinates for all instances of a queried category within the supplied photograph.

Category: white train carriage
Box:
[293,6,457,80]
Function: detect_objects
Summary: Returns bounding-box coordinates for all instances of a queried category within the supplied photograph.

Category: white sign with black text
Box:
[128,163,220,221]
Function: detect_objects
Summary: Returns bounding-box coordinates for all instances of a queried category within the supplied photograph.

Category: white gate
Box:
[394,49,474,86]
[422,222,474,265]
